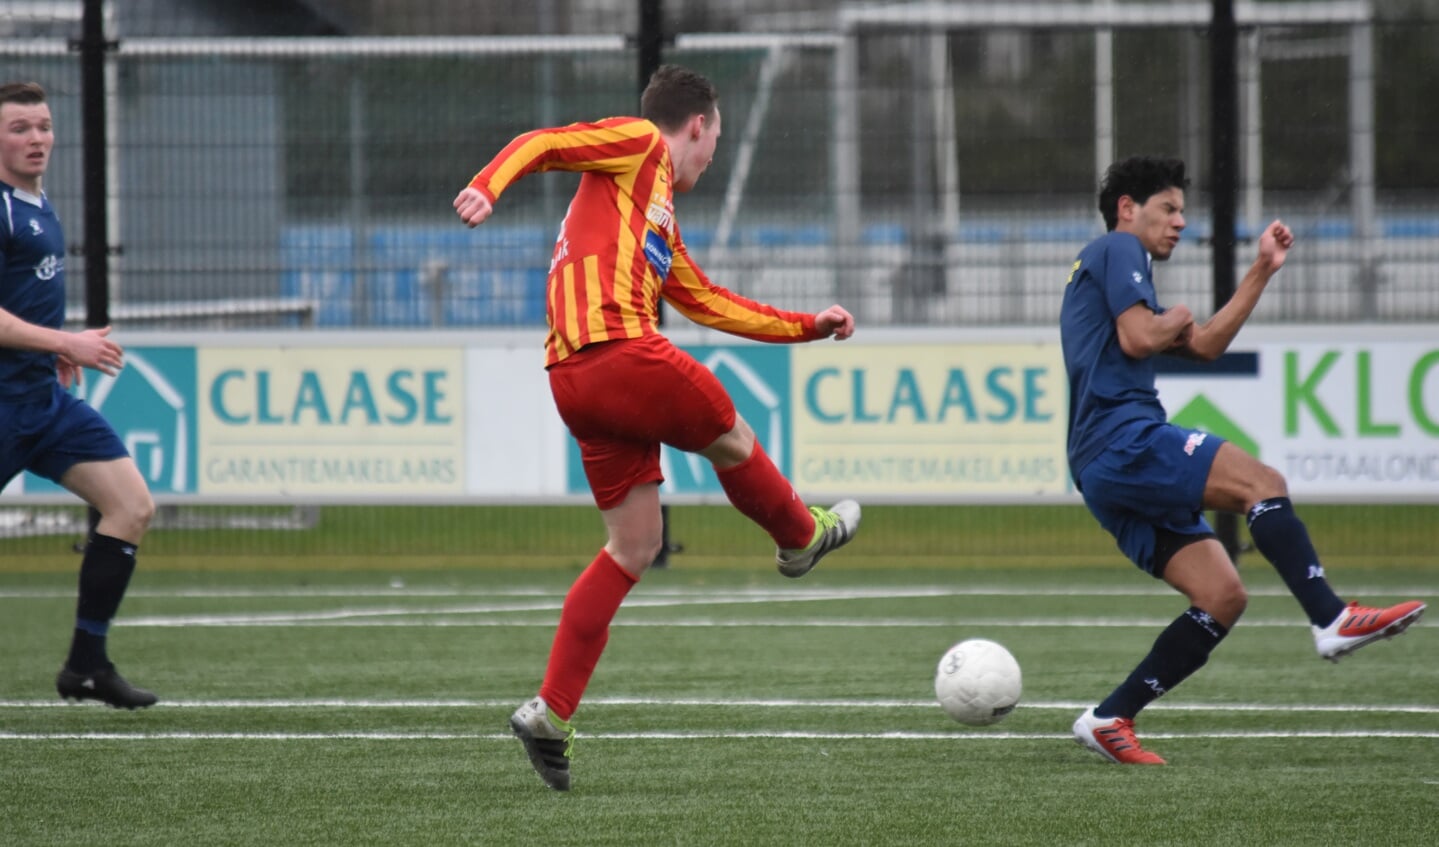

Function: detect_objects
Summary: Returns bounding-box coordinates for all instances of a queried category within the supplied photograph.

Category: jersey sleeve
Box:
[467,118,660,204]
[660,242,820,343]
[1100,235,1158,318]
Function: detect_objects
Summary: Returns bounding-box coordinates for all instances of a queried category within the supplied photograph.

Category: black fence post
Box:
[75,0,113,551]
[79,0,110,329]
[637,0,681,569]
[1210,0,1242,563]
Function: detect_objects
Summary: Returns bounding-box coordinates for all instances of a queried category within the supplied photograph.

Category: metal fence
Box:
[2,1,1438,330]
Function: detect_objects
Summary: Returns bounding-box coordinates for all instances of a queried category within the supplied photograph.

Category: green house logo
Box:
[26,347,199,495]
[1170,394,1260,459]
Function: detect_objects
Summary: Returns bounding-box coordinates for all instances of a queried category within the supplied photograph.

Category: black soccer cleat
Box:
[56,665,159,710]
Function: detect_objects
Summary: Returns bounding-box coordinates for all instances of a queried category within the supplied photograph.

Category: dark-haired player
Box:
[1061,155,1424,764]
[454,65,860,790]
[0,81,158,708]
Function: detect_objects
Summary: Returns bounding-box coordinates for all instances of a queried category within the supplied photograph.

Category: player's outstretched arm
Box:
[1254,218,1293,275]
[453,187,494,228]
[1181,219,1293,361]
[814,304,855,341]
[0,309,123,376]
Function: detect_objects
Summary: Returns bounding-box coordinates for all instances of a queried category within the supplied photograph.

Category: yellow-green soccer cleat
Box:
[776,499,861,578]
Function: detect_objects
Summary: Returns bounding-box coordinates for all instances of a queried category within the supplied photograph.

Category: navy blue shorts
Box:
[0,384,128,486]
[1076,420,1224,577]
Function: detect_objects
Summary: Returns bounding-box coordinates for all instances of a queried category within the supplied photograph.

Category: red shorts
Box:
[548,334,736,510]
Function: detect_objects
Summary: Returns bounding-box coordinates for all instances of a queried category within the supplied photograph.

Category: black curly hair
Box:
[1098,156,1189,232]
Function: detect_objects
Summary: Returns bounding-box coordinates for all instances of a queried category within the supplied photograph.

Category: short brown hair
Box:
[640,65,717,133]
[0,81,47,108]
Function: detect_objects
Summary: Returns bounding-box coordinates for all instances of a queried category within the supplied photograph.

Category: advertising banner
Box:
[464,346,569,496]
[198,347,466,496]
[13,347,199,496]
[4,329,1433,505]
[1158,340,1439,499]
[790,343,1069,498]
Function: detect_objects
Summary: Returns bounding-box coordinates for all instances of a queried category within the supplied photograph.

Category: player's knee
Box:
[1250,464,1289,502]
[138,493,156,532]
[607,534,664,576]
[642,533,664,566]
[701,419,756,470]
[112,492,156,539]
[1224,583,1248,622]
[1206,580,1248,627]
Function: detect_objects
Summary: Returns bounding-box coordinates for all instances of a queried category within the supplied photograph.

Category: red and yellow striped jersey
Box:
[468,116,822,367]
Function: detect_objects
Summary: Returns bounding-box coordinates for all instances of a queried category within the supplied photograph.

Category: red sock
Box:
[538,549,638,720]
[715,441,815,550]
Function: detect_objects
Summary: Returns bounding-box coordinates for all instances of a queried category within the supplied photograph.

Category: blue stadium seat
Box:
[280,225,357,326]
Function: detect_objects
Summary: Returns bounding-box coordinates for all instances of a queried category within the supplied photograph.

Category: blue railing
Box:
[281,215,1439,326]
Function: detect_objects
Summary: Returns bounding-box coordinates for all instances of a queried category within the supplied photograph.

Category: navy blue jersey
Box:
[1060,231,1169,477]
[0,180,66,400]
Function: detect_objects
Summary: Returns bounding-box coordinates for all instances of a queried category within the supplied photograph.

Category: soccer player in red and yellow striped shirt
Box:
[454,65,861,790]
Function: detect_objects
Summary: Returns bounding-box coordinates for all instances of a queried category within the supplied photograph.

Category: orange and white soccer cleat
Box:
[1313,600,1426,663]
[1072,707,1167,765]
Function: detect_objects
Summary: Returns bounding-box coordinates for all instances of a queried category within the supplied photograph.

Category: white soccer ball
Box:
[934,638,1022,726]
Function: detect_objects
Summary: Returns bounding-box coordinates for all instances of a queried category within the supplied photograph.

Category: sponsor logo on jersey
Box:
[35,254,61,281]
[645,195,674,234]
[1182,430,1207,456]
[643,229,672,279]
[548,236,569,274]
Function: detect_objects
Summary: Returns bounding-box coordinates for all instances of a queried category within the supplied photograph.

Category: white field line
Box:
[6,584,1432,629]
[36,583,1427,629]
[1,730,1437,742]
[109,612,1431,629]
[5,584,1434,629]
[3,584,1437,600]
[1,697,1435,714]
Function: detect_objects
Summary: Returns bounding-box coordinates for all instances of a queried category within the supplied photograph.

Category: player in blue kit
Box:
[1061,156,1425,764]
[0,82,158,708]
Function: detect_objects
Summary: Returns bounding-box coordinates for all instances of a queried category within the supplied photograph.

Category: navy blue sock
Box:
[66,533,139,672]
[1246,497,1346,627]
[1096,608,1228,720]
[67,628,109,673]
